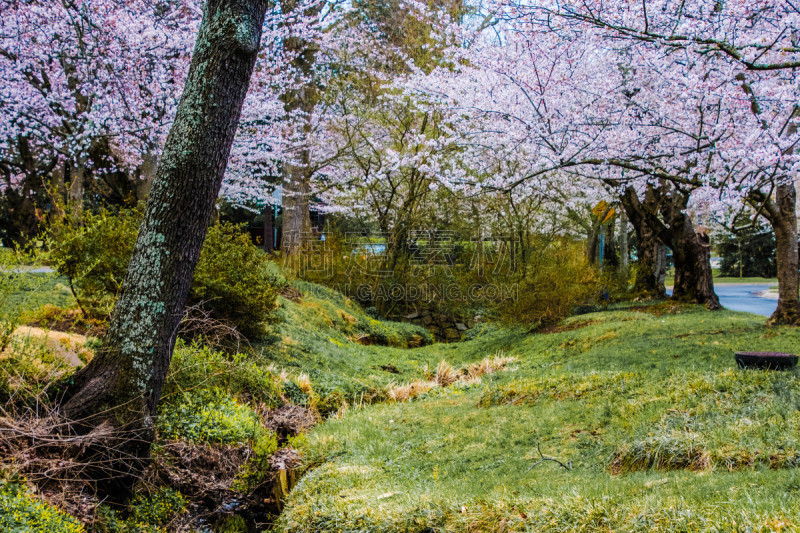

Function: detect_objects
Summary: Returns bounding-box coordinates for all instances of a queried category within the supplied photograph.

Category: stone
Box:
[444,327,460,339]
[422,315,433,325]
[456,322,467,331]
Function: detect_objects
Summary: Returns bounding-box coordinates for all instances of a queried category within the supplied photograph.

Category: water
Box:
[668,283,777,317]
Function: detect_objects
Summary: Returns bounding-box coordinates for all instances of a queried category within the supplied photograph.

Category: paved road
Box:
[668,283,776,317]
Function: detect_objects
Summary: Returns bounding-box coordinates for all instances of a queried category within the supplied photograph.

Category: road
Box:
[668,283,776,317]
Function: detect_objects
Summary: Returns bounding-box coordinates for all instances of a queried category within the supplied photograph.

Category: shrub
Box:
[0,481,84,533]
[232,432,279,492]
[190,222,282,338]
[47,210,281,338]
[157,387,265,444]
[0,335,78,405]
[94,488,185,533]
[497,239,600,327]
[47,208,141,317]
[129,488,186,528]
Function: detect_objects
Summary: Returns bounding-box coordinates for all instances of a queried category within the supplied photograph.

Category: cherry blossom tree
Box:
[0,0,200,236]
[403,0,798,314]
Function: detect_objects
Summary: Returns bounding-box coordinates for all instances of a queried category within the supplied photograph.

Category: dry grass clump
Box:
[435,360,459,387]
[388,352,517,403]
[386,380,437,402]
[295,373,312,394]
[464,352,517,380]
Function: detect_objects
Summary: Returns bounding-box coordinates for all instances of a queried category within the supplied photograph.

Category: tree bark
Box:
[619,209,629,273]
[749,183,800,325]
[67,159,85,217]
[61,0,268,483]
[620,188,666,298]
[658,190,720,309]
[279,0,320,257]
[281,160,312,258]
[622,183,719,308]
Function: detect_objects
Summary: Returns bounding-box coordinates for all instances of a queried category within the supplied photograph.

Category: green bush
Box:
[190,222,282,338]
[94,488,185,533]
[47,208,141,317]
[157,387,266,444]
[47,210,281,338]
[232,432,279,492]
[497,239,600,327]
[130,488,186,528]
[0,481,84,533]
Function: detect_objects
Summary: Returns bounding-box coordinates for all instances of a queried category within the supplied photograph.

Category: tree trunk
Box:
[622,183,718,308]
[67,159,85,217]
[633,218,667,296]
[279,0,320,257]
[281,160,312,258]
[62,0,268,487]
[604,219,620,270]
[620,189,666,298]
[619,209,629,273]
[658,188,720,309]
[135,151,159,202]
[751,182,800,324]
[670,226,719,308]
[771,188,799,324]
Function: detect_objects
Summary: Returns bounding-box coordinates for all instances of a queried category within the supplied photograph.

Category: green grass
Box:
[8,271,800,531]
[277,303,800,532]
[255,280,516,401]
[0,273,75,316]
[714,276,778,284]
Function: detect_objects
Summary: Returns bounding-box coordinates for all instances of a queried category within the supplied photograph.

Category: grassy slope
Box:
[256,281,518,400]
[276,302,800,532]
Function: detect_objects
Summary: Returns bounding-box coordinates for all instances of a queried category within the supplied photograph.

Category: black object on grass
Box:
[735,351,798,370]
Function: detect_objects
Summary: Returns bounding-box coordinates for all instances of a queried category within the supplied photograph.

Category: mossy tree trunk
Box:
[62,0,269,479]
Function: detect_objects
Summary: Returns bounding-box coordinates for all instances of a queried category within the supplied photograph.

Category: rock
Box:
[456,322,467,331]
[405,311,420,320]
[444,327,460,340]
[422,314,433,325]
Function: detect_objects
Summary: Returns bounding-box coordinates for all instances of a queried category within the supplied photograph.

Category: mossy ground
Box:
[276,302,800,532]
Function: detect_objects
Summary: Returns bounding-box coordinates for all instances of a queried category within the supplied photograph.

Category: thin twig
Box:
[526,443,572,471]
